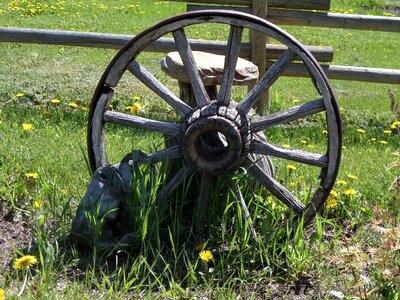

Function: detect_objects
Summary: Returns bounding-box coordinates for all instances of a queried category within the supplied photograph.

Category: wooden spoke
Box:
[245,158,305,214]
[145,145,181,163]
[156,165,196,204]
[104,110,182,137]
[237,49,296,114]
[218,26,243,105]
[195,173,213,244]
[172,29,210,107]
[229,181,258,243]
[251,98,325,132]
[127,60,192,117]
[250,140,328,168]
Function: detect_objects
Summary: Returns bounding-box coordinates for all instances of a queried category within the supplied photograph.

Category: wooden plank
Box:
[168,0,331,10]
[186,6,400,32]
[251,0,269,113]
[0,27,334,62]
[268,10,400,32]
[270,62,400,84]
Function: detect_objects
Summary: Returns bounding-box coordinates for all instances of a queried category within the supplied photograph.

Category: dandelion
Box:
[25,173,39,179]
[22,123,33,131]
[342,145,347,149]
[292,99,300,104]
[322,130,328,134]
[282,144,290,148]
[344,188,356,196]
[384,130,392,134]
[287,164,297,171]
[51,99,60,104]
[330,189,338,197]
[133,95,141,101]
[391,121,400,129]
[347,174,357,180]
[199,250,213,262]
[126,102,142,114]
[357,129,365,134]
[34,200,44,208]
[370,138,377,142]
[16,92,25,97]
[380,140,388,145]
[326,197,337,209]
[308,144,315,149]
[0,289,5,300]
[14,255,37,270]
[337,180,347,185]
[68,102,78,108]
[300,140,307,144]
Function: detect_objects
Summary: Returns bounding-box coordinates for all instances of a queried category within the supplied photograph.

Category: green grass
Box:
[1,0,400,299]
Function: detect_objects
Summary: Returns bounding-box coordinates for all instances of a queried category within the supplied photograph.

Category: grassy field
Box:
[0,0,399,299]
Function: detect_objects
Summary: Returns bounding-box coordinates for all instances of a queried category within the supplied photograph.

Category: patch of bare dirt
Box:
[0,208,32,274]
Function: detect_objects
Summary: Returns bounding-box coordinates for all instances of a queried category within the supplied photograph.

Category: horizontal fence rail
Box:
[267,62,400,84]
[171,0,331,10]
[0,27,334,62]
[187,5,400,32]
[1,21,399,84]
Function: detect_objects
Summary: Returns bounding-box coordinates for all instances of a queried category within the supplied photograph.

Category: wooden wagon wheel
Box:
[87,10,342,237]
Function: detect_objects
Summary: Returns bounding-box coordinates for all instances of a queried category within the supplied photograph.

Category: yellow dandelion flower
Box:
[282,144,290,148]
[292,99,300,104]
[380,140,388,145]
[337,180,347,185]
[330,189,338,197]
[287,164,297,171]
[370,138,376,142]
[344,188,356,196]
[25,173,39,179]
[326,197,337,209]
[300,140,307,144]
[133,95,141,101]
[51,99,60,104]
[199,250,213,262]
[14,255,37,270]
[22,123,33,131]
[16,92,25,97]
[308,144,315,148]
[384,130,392,134]
[391,121,400,129]
[342,145,347,149]
[322,130,328,134]
[356,129,365,134]
[0,288,5,300]
[34,200,44,208]
[68,102,78,108]
[347,174,357,180]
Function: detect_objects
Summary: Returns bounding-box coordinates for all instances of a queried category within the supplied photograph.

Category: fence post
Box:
[251,0,270,114]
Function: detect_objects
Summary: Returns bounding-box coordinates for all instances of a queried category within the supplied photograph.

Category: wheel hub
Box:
[182,103,251,174]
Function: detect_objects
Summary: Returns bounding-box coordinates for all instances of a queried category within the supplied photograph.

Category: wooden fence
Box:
[0,0,399,85]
